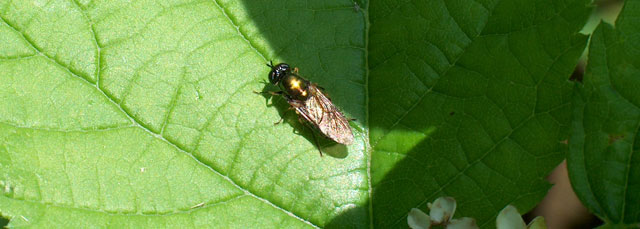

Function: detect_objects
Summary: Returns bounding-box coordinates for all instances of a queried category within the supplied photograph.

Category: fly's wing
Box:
[295,85,354,145]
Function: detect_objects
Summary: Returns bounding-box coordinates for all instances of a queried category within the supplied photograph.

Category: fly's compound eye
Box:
[277,63,290,72]
[269,70,280,84]
[268,63,291,85]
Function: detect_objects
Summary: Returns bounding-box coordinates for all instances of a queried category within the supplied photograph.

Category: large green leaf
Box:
[568,1,640,227]
[0,0,366,227]
[0,0,590,228]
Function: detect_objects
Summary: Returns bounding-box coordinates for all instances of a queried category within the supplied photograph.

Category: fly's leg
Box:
[293,67,299,74]
[254,90,283,96]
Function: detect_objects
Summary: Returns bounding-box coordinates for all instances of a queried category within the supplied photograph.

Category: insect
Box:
[258,62,354,155]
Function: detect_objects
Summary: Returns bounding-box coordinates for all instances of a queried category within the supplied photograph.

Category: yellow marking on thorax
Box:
[289,78,307,97]
[290,79,301,89]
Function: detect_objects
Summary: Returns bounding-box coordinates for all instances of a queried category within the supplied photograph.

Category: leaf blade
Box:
[568,1,640,226]
[0,0,367,227]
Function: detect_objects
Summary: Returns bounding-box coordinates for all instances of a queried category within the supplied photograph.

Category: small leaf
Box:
[568,0,640,226]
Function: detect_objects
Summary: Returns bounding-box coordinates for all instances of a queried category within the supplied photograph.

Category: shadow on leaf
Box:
[237,0,587,227]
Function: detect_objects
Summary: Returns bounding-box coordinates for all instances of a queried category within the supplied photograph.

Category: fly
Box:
[257,62,354,155]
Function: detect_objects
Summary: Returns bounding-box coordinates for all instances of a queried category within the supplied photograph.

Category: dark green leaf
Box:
[568,1,640,227]
[368,0,590,227]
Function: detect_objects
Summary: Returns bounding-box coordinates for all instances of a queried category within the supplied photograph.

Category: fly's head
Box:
[267,61,291,85]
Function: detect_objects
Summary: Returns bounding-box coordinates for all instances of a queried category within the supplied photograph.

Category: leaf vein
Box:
[209,0,268,61]
[0,10,317,227]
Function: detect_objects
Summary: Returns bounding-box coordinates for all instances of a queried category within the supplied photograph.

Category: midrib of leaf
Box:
[0,121,132,132]
[601,26,637,223]
[599,32,630,223]
[1,187,246,217]
[0,5,320,228]
[363,1,374,228]
[210,0,268,62]
[575,88,607,217]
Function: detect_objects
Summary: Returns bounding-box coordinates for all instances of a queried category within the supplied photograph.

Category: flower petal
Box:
[428,197,457,224]
[408,208,432,229]
[447,217,479,229]
[496,205,526,229]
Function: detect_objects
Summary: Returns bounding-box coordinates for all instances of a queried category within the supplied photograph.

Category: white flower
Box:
[408,197,478,229]
[428,196,457,224]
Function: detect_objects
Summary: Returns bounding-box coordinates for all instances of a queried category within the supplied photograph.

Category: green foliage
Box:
[0,0,617,228]
[368,0,589,227]
[568,1,640,227]
[0,0,365,227]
